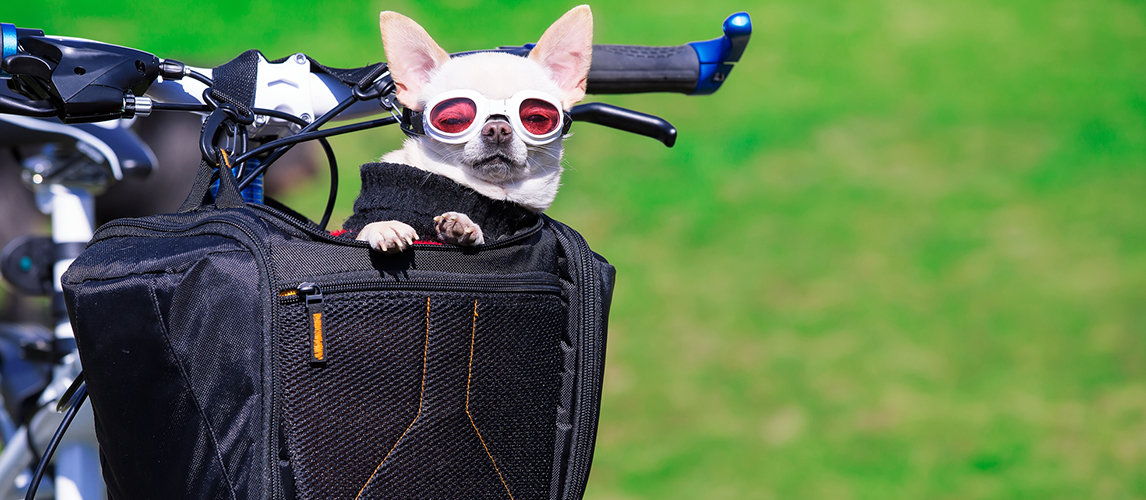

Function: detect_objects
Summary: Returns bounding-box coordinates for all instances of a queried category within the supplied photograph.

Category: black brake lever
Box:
[1,34,161,123]
[569,102,677,147]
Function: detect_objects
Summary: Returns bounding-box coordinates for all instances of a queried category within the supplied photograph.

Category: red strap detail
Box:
[330,229,349,237]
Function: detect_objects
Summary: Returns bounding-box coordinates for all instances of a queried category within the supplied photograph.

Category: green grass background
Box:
[7,0,1146,498]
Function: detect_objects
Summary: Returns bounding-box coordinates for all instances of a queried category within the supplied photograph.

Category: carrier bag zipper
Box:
[544,216,611,500]
[568,229,600,499]
[281,276,561,367]
[279,277,562,304]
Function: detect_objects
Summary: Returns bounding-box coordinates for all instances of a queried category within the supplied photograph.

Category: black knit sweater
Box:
[341,162,539,242]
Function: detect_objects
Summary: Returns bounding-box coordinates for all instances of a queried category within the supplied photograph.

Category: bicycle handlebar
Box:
[588,12,751,95]
[0,12,751,124]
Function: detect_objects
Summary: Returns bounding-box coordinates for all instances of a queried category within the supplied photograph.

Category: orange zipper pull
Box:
[299,282,326,365]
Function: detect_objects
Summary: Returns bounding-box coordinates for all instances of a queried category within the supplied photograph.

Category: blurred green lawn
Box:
[7,0,1146,498]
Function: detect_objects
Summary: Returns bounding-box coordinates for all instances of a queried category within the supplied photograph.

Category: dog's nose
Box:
[482,119,513,144]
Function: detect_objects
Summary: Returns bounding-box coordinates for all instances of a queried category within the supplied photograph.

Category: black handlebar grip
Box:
[586,44,700,95]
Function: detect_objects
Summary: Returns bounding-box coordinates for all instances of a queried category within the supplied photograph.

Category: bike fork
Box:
[32,185,103,500]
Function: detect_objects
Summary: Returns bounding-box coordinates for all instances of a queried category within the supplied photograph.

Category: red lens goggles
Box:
[421,90,567,146]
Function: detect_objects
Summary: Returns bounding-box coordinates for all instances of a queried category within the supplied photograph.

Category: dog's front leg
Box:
[434,212,485,246]
[357,220,419,253]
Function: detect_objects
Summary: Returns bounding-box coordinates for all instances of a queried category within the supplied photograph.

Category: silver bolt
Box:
[301,113,312,123]
[255,114,269,125]
[295,53,307,64]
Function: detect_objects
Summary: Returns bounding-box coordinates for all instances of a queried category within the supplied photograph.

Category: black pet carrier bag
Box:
[61,160,614,499]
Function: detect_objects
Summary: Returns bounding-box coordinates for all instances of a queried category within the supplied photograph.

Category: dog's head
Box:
[379,6,592,210]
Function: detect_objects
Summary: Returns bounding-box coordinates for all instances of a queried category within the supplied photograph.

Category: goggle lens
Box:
[429,98,477,134]
[519,99,561,136]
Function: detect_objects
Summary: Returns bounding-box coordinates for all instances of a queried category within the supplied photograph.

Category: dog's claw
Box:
[357,220,419,254]
[435,211,485,246]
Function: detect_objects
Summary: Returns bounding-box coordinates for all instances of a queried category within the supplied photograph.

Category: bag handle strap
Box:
[177,151,246,212]
[178,50,265,213]
[179,106,246,212]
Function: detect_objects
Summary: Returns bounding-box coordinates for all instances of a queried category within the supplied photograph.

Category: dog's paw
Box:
[357,221,419,253]
[434,212,485,246]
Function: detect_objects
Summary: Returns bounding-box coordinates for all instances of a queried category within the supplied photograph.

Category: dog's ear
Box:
[380,11,451,111]
[529,5,594,109]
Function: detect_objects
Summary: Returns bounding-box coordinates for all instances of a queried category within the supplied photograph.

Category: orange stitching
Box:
[466,300,514,499]
[355,297,431,499]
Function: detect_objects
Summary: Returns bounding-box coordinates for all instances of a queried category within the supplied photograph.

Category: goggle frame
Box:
[420,89,568,146]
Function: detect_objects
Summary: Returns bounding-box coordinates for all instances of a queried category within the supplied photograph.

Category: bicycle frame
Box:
[0,129,128,500]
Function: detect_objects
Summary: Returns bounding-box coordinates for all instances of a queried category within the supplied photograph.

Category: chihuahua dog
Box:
[353,6,593,253]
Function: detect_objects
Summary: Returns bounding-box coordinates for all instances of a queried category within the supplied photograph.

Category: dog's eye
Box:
[429,98,477,134]
[518,99,560,135]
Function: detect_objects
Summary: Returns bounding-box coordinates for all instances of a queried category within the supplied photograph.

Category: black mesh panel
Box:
[280,290,562,500]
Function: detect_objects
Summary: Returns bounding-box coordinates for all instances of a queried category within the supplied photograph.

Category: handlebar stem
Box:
[252,53,316,136]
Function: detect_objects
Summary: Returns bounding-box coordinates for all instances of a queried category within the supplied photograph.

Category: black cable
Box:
[236,125,248,178]
[231,116,397,173]
[201,89,255,124]
[235,94,361,190]
[151,102,211,113]
[194,76,392,225]
[250,107,304,124]
[24,383,88,500]
[245,107,342,229]
[186,69,214,86]
[202,87,220,112]
[316,137,338,231]
[305,93,359,131]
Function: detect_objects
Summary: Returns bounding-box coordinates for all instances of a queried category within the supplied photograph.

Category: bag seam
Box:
[147,280,241,500]
[62,249,250,284]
